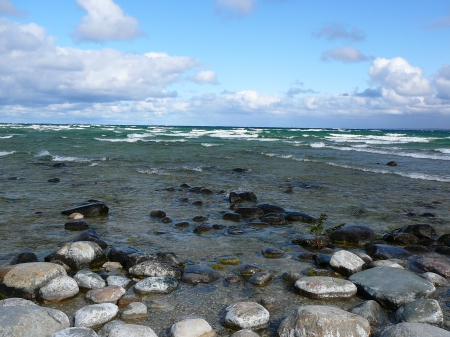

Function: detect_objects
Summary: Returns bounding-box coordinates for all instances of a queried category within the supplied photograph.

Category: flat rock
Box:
[86,285,125,304]
[135,276,178,295]
[328,225,375,246]
[231,331,260,337]
[129,260,182,279]
[109,324,158,337]
[397,298,443,325]
[74,303,119,328]
[349,267,436,309]
[39,275,79,302]
[330,250,366,276]
[121,302,148,320]
[393,224,436,239]
[285,211,317,223]
[46,241,107,270]
[380,322,450,337]
[0,298,37,307]
[223,302,270,330]
[421,272,449,287]
[278,305,370,337]
[107,275,131,288]
[350,300,388,327]
[365,244,411,260]
[411,257,450,278]
[295,276,357,299]
[181,265,219,285]
[370,260,404,268]
[170,318,215,337]
[74,269,106,289]
[51,327,98,337]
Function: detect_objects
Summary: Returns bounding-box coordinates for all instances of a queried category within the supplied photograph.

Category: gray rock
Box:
[0,305,70,337]
[134,276,178,295]
[51,327,98,337]
[47,242,107,270]
[129,260,182,279]
[10,252,39,265]
[39,275,79,301]
[397,298,443,325]
[380,322,450,337]
[365,244,411,260]
[223,302,270,330]
[328,225,375,246]
[170,318,215,337]
[370,260,404,269]
[349,267,435,309]
[285,211,317,223]
[181,265,219,285]
[107,275,132,288]
[278,305,370,337]
[74,269,106,289]
[350,300,388,327]
[85,286,125,304]
[295,277,357,299]
[109,324,158,337]
[247,272,273,286]
[421,272,449,287]
[0,298,37,307]
[352,251,372,265]
[330,250,366,276]
[61,202,109,217]
[411,257,450,278]
[394,224,436,239]
[121,302,148,320]
[97,321,125,337]
[231,330,260,337]
[74,303,119,328]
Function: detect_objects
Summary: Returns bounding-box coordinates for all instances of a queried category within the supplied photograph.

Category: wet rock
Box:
[352,251,372,265]
[117,294,141,308]
[161,216,174,223]
[248,272,273,286]
[106,275,131,288]
[51,327,98,337]
[69,213,84,220]
[39,275,79,302]
[150,210,166,218]
[238,264,265,278]
[193,224,213,234]
[435,246,450,255]
[247,221,269,228]
[86,285,125,304]
[411,257,450,278]
[52,162,66,168]
[397,298,443,325]
[229,191,257,203]
[201,188,214,195]
[305,269,342,278]
[0,298,37,307]
[281,271,303,283]
[181,265,219,285]
[134,276,178,295]
[328,225,375,246]
[297,252,315,261]
[74,303,119,328]
[285,211,317,223]
[120,251,184,270]
[121,302,148,320]
[223,302,270,330]
[192,200,203,206]
[61,202,109,217]
[129,260,182,279]
[109,324,158,337]
[255,203,285,214]
[420,272,449,287]
[350,300,388,327]
[74,269,106,289]
[46,241,107,270]
[188,186,204,193]
[292,235,331,250]
[235,207,264,218]
[10,251,39,265]
[212,224,227,229]
[219,256,240,265]
[329,250,366,276]
[0,262,67,299]
[233,168,247,172]
[383,233,419,245]
[97,321,125,337]
[404,245,432,253]
[349,267,436,309]
[170,318,215,337]
[365,244,411,260]
[370,260,404,268]
[48,178,61,183]
[386,161,397,166]
[295,276,357,299]
[225,276,242,284]
[262,247,285,258]
[107,246,140,267]
[260,214,287,226]
[223,212,242,222]
[73,230,108,249]
[192,215,208,222]
[394,224,436,239]
[278,305,370,337]
[438,234,450,246]
[175,221,190,228]
[313,253,331,267]
[0,305,70,337]
[380,322,450,337]
[64,220,89,231]
[231,330,259,337]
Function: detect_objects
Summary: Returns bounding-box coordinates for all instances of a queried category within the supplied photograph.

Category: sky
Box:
[0,0,449,128]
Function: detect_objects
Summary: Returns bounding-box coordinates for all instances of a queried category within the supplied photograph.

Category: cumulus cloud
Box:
[214,0,257,18]
[0,0,22,16]
[192,71,218,84]
[434,65,450,99]
[321,46,370,63]
[72,0,143,42]
[369,57,432,97]
[313,23,365,42]
[286,87,316,97]
[0,19,206,105]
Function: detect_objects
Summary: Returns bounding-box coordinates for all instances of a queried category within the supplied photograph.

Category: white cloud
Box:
[434,65,450,99]
[73,0,143,42]
[215,0,257,17]
[321,47,370,63]
[313,23,365,42]
[192,71,218,84]
[0,0,22,16]
[369,57,432,97]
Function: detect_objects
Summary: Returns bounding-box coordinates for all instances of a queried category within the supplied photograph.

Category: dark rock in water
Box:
[285,211,317,223]
[435,246,450,256]
[235,207,264,218]
[255,203,285,214]
[410,257,450,278]
[180,183,190,188]
[107,246,140,267]
[178,197,189,202]
[48,178,60,183]
[223,212,242,222]
[438,234,450,246]
[164,186,175,191]
[406,212,417,217]
[181,265,220,285]
[260,215,287,226]
[420,212,435,218]
[201,188,214,195]
[248,221,270,227]
[365,244,411,260]
[418,238,438,246]
[61,201,109,217]
[248,272,273,286]
[193,224,212,234]
[297,252,315,261]
[383,233,419,245]
[73,229,108,249]
[259,297,281,312]
[262,247,285,258]
[188,186,204,193]
[393,224,436,239]
[238,264,265,277]
[122,252,184,269]
[227,226,245,235]
[404,245,432,253]
[328,225,375,246]
[10,252,39,265]
[229,203,241,211]
[212,224,227,229]
[192,215,208,222]
[175,221,190,228]
[386,161,397,166]
[229,191,257,203]
[52,162,66,168]
[150,210,166,218]
[161,216,174,223]
[313,253,331,267]
[233,168,247,172]
[225,276,242,284]
[380,322,450,337]
[282,271,303,283]
[192,200,203,206]
[292,235,331,250]
[64,220,89,231]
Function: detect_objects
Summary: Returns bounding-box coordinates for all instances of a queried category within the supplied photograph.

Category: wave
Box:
[437,148,450,154]
[51,155,92,163]
[201,143,222,147]
[0,151,15,156]
[310,142,326,148]
[182,166,202,172]
[137,168,170,176]
[0,135,13,139]
[325,133,436,145]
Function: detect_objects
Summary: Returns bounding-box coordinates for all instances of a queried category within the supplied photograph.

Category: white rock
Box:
[231,330,260,337]
[370,260,404,269]
[121,302,148,320]
[69,213,84,220]
[109,324,158,337]
[85,286,125,304]
[74,269,106,289]
[224,302,270,330]
[330,250,366,276]
[135,276,178,295]
[39,275,79,301]
[0,298,37,307]
[51,241,106,270]
[170,318,215,337]
[295,276,357,299]
[51,327,98,336]
[74,303,119,328]
[107,275,131,288]
[421,272,449,287]
[97,320,126,337]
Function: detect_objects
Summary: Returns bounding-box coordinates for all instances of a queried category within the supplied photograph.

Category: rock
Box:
[292,235,330,250]
[380,322,450,337]
[438,234,450,245]
[234,207,264,218]
[65,220,89,231]
[109,324,158,337]
[193,224,213,234]
[74,269,106,289]
[107,246,140,267]
[181,265,219,285]
[107,275,131,288]
[86,285,125,304]
[61,202,109,217]
[192,215,209,222]
[247,272,273,286]
[285,211,317,223]
[404,245,432,253]
[238,264,265,278]
[53,162,66,168]
[278,305,370,337]
[397,298,443,325]
[161,216,174,223]
[295,276,357,299]
[175,221,190,227]
[121,251,183,270]
[73,230,108,249]
[370,260,404,268]
[48,178,61,183]
[386,161,397,166]
[328,225,375,246]
[188,186,203,193]
[0,262,66,299]
[260,215,287,226]
[421,272,449,286]
[349,267,436,309]
[129,260,182,279]
[394,224,436,239]
[305,269,342,278]
[312,253,331,267]
[201,188,214,195]
[74,303,119,328]
[229,191,257,203]
[192,201,203,206]
[97,321,125,337]
[69,213,84,220]
[51,327,98,337]
[435,246,450,255]
[262,247,284,258]
[411,257,450,278]
[231,330,260,337]
[10,252,39,265]
[225,276,242,284]
[255,203,285,214]
[134,276,178,294]
[365,244,411,260]
[223,212,243,222]
[117,294,141,308]
[0,305,70,337]
[350,300,388,327]
[223,302,270,330]
[0,298,37,307]
[227,226,245,235]
[330,250,366,276]
[39,275,79,302]
[45,241,107,270]
[383,233,419,245]
[150,210,166,218]
[121,302,148,320]
[170,318,215,337]
[259,297,281,312]
[219,256,240,265]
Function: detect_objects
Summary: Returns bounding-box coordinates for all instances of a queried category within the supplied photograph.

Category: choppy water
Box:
[1,124,450,335]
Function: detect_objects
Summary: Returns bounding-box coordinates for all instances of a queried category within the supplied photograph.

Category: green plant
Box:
[309,213,345,237]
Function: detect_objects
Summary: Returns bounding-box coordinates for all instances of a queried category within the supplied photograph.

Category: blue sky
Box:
[0,0,449,128]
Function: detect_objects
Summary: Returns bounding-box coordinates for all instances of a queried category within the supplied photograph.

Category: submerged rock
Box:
[61,202,109,217]
[396,298,443,325]
[394,224,436,239]
[365,244,411,260]
[181,265,219,285]
[10,251,39,265]
[229,191,257,203]
[328,225,375,246]
[380,322,450,337]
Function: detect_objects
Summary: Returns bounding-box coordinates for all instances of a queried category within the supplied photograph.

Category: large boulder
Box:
[328,225,375,246]
[380,322,450,337]
[61,201,109,217]
[278,305,370,337]
[45,242,107,270]
[0,305,70,337]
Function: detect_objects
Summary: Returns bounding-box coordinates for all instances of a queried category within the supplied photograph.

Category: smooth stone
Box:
[0,298,37,307]
[238,264,265,278]
[328,225,375,246]
[0,305,70,337]
[181,265,220,284]
[421,272,449,286]
[305,269,342,278]
[121,302,148,320]
[291,235,330,250]
[109,324,158,337]
[295,276,357,299]
[74,269,106,289]
[51,327,98,337]
[352,251,372,265]
[330,250,366,276]
[86,285,125,304]
[97,321,125,337]
[170,318,215,337]
[107,275,131,288]
[61,202,109,217]
[64,221,89,231]
[223,212,243,222]
[260,215,287,226]
[129,260,182,279]
[10,252,39,265]
[73,230,108,249]
[284,211,317,223]
[0,262,67,299]
[225,276,243,284]
[39,275,79,301]
[235,207,264,218]
[259,297,281,312]
[383,233,419,245]
[46,241,107,270]
[255,203,285,214]
[150,210,166,217]
[278,305,370,337]
[134,276,178,294]
[350,300,388,327]
[313,253,331,267]
[394,224,437,239]
[175,221,190,227]
[193,224,213,234]
[147,299,175,311]
[231,330,260,337]
[411,257,450,278]
[397,298,443,325]
[247,272,273,286]
[380,322,450,337]
[365,244,411,260]
[229,191,257,203]
[48,178,61,183]
[223,302,270,330]
[117,294,141,308]
[349,267,436,309]
[218,256,240,265]
[74,303,119,328]
[192,215,208,222]
[107,246,140,267]
[370,260,404,269]
[262,247,284,258]
[386,161,397,166]
[69,213,84,220]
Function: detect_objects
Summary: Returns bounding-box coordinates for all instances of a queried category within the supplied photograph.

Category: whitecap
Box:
[0,135,13,139]
[310,142,326,148]
[0,151,15,156]
[201,143,222,147]
[137,168,170,176]
[437,148,450,154]
[51,155,91,163]
[328,146,450,161]
[36,150,51,157]
[182,166,202,172]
